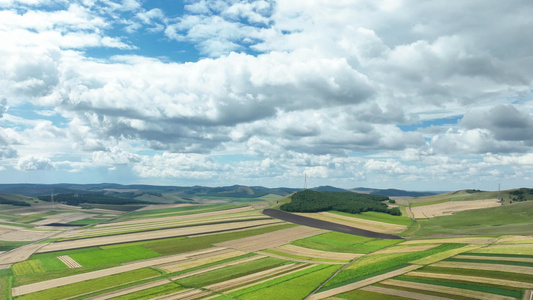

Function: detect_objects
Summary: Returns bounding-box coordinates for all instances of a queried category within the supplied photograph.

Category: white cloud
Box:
[16,155,54,170]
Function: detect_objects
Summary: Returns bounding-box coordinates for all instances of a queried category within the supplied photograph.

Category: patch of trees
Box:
[38,193,152,206]
[280,190,400,216]
[0,197,31,206]
[509,188,533,202]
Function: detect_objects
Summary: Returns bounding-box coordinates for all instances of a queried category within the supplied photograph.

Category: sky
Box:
[1,0,533,191]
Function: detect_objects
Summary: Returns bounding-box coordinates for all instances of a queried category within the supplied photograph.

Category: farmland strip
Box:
[431,261,533,275]
[170,255,265,280]
[150,288,210,300]
[57,255,82,268]
[263,209,402,239]
[38,219,282,252]
[85,278,172,300]
[406,271,533,289]
[205,263,301,291]
[381,279,516,300]
[257,250,346,264]
[307,264,422,299]
[12,247,223,296]
[273,244,361,260]
[361,285,452,300]
[455,254,533,263]
[215,226,326,252]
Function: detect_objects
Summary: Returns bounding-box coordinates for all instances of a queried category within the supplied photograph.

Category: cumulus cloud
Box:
[0,97,7,117]
[16,156,54,171]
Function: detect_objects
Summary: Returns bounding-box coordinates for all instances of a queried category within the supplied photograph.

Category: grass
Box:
[444,257,533,267]
[0,241,30,251]
[0,268,13,300]
[291,232,402,254]
[69,246,160,267]
[375,282,475,300]
[322,243,466,290]
[12,260,46,276]
[330,211,414,226]
[16,268,161,300]
[409,198,449,208]
[176,256,287,288]
[67,218,103,225]
[411,201,533,236]
[217,264,340,300]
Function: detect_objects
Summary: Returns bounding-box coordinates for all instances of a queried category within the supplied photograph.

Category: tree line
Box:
[280,190,400,215]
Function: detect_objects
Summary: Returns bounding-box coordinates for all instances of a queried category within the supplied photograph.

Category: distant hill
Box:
[311,185,351,192]
[351,187,441,197]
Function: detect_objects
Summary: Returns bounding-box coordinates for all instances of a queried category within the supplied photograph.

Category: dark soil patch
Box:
[262,209,402,239]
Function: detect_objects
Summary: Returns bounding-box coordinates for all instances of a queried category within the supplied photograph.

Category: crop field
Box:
[2,190,533,300]
[294,212,407,234]
[291,231,402,254]
[411,199,501,218]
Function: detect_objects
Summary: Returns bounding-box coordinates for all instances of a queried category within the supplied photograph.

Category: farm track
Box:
[37,219,282,252]
[263,209,402,239]
[381,278,516,300]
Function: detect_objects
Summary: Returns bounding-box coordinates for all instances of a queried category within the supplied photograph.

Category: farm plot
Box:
[57,255,81,268]
[37,218,282,252]
[467,244,533,255]
[217,264,341,300]
[58,206,264,240]
[12,247,226,296]
[14,268,161,300]
[291,231,402,254]
[411,199,501,218]
[214,225,325,252]
[379,278,518,300]
[296,212,408,234]
[266,244,361,261]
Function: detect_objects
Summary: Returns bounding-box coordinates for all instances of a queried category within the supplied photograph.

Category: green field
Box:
[411,201,533,236]
[330,211,414,226]
[16,268,161,300]
[291,232,401,254]
[176,257,287,288]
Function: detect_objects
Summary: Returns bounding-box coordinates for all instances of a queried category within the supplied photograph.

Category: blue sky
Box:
[1,0,533,191]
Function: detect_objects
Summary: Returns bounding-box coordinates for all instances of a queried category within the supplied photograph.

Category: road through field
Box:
[262,209,402,239]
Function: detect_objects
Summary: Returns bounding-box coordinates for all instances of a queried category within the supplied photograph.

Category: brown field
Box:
[272,244,362,261]
[406,271,533,289]
[295,212,407,234]
[430,261,533,275]
[37,219,282,252]
[0,229,59,242]
[360,285,451,300]
[31,212,95,225]
[214,226,326,252]
[381,279,515,300]
[411,199,501,218]
[308,265,422,300]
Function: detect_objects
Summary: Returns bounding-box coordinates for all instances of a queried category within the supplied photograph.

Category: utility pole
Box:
[304,173,308,190]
